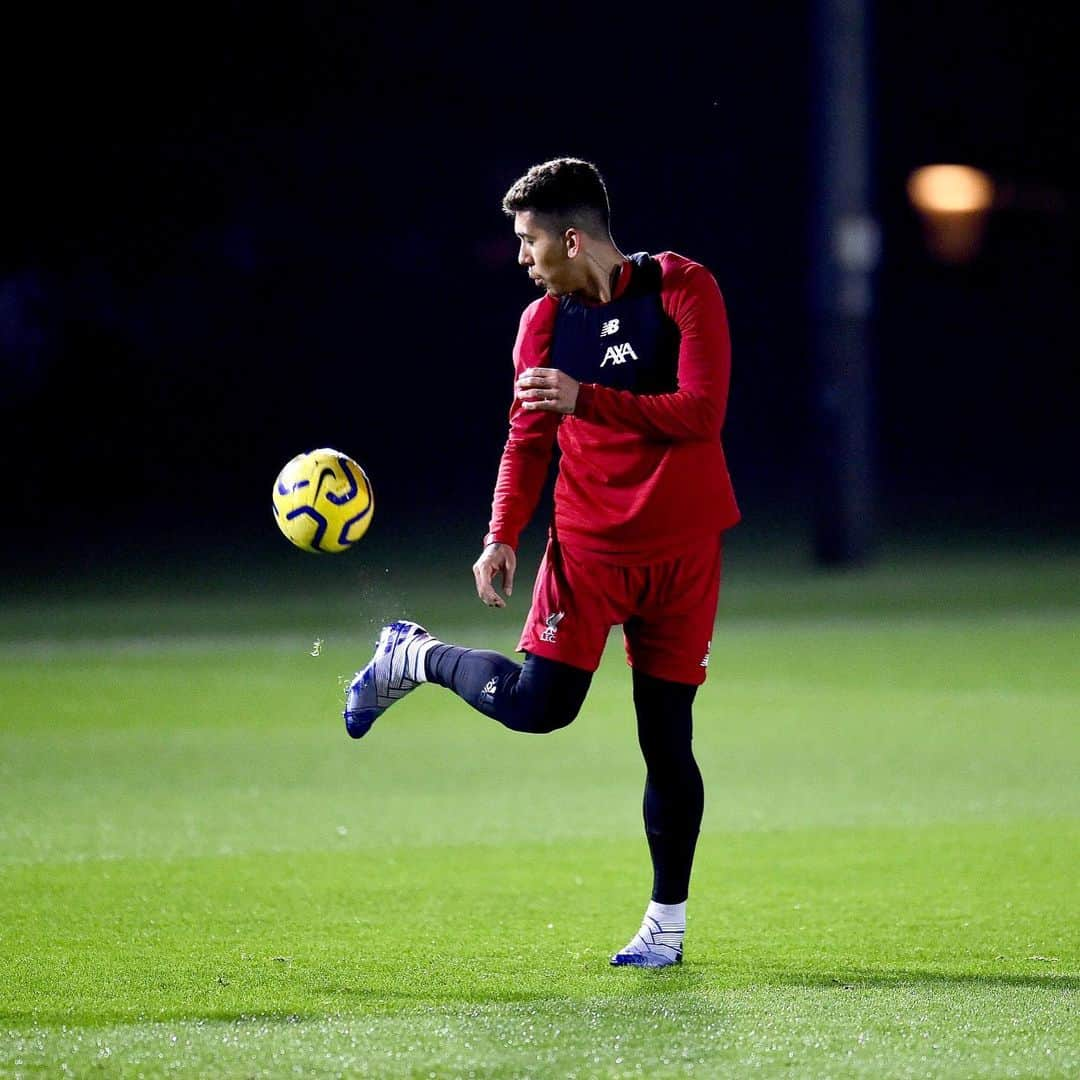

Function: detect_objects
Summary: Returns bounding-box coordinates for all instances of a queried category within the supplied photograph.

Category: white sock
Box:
[646,900,687,927]
[408,634,439,683]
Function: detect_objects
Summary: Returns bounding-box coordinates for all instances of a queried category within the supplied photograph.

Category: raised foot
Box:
[343,620,432,739]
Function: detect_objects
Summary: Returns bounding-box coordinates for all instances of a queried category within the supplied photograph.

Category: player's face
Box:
[514,211,576,296]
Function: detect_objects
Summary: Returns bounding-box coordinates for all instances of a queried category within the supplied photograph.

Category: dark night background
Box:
[2,3,1076,578]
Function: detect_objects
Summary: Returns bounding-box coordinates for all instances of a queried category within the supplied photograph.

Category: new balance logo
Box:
[540,611,565,643]
[601,342,638,367]
[700,640,712,668]
[600,318,620,337]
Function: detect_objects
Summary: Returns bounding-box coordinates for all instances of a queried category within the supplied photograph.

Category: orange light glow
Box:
[907,165,995,262]
[907,165,994,213]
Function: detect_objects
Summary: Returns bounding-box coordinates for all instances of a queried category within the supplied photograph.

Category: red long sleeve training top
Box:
[485,251,739,563]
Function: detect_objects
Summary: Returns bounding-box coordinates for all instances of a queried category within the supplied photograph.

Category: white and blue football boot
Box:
[344,620,434,739]
[610,913,684,968]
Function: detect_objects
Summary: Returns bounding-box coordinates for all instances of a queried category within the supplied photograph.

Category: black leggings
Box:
[426,647,703,902]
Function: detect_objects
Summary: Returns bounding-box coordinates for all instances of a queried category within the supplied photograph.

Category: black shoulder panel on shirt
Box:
[551,254,679,394]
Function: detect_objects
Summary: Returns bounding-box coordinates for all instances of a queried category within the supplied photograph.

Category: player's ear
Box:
[563,227,582,259]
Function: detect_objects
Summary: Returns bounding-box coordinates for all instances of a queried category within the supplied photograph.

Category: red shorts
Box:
[518,536,723,686]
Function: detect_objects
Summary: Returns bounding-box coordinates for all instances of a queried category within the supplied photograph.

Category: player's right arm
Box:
[475,298,560,606]
[473,543,517,608]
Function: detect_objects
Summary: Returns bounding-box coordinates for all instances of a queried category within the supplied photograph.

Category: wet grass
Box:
[1,540,1077,1076]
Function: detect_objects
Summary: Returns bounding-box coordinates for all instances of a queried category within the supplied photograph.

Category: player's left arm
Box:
[516,263,730,441]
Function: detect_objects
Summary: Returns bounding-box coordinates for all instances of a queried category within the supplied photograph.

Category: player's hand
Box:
[516,367,579,414]
[473,543,516,608]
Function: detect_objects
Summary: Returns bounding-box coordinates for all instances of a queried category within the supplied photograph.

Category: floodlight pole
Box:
[809,0,878,565]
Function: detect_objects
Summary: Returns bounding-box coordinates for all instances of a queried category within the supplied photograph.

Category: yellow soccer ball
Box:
[272,448,374,553]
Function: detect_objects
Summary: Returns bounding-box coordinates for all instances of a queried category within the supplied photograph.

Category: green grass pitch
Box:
[1,537,1077,1077]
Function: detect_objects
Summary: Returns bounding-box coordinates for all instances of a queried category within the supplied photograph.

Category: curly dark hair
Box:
[501,158,611,237]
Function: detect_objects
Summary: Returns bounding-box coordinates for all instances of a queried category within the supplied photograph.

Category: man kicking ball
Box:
[345,158,739,967]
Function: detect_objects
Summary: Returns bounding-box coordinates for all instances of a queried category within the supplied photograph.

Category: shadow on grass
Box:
[4,969,1075,1027]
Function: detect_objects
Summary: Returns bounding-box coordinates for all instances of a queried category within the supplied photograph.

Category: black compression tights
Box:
[633,669,703,904]
[425,647,703,903]
[425,646,592,733]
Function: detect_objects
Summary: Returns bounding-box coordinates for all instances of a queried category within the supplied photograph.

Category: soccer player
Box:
[345,158,739,967]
